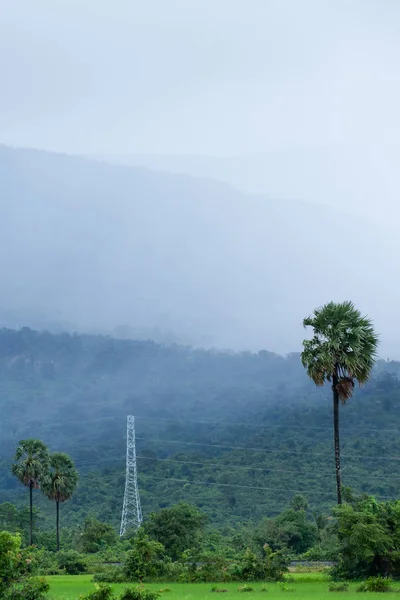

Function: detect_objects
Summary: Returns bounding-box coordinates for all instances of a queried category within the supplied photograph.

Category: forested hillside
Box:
[1,327,400,530]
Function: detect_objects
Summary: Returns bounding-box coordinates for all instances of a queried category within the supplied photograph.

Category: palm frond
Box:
[41,452,78,503]
[301,301,379,401]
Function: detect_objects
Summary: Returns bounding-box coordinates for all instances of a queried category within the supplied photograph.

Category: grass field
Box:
[46,573,400,599]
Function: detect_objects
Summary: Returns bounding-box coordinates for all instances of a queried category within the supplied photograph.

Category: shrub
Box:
[181,549,231,583]
[57,550,87,575]
[277,582,295,592]
[356,576,392,593]
[93,565,126,583]
[80,583,115,600]
[119,586,161,600]
[4,577,49,600]
[211,586,228,593]
[328,583,349,592]
[0,531,47,600]
[124,532,165,580]
[238,584,254,592]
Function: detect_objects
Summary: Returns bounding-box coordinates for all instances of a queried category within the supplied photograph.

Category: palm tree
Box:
[41,452,78,551]
[11,439,49,545]
[301,301,378,505]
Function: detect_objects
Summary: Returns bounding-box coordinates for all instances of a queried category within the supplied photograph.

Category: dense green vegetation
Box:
[0,326,400,531]
[2,309,400,597]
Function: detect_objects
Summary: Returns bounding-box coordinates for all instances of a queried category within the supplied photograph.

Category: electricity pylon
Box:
[120,415,142,536]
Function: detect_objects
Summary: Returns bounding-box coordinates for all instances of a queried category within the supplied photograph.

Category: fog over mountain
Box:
[0,144,398,355]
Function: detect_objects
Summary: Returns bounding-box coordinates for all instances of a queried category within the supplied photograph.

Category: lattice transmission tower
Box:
[120,416,142,536]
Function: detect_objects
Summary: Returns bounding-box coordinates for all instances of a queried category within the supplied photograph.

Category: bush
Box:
[57,550,87,575]
[0,531,47,600]
[328,583,349,592]
[234,545,289,582]
[93,565,126,583]
[277,582,295,592]
[119,586,161,600]
[356,576,392,593]
[181,549,231,583]
[4,577,49,600]
[80,583,115,600]
[124,532,165,580]
[211,586,228,593]
[238,584,254,592]
[30,549,59,576]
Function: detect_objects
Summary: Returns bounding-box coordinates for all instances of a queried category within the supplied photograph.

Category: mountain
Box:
[1,328,400,529]
[0,144,397,354]
[98,147,400,225]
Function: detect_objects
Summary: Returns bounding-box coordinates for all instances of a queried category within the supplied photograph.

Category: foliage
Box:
[234,545,288,582]
[356,576,392,593]
[182,548,231,583]
[3,576,49,600]
[0,531,48,600]
[302,301,378,395]
[238,584,254,592]
[144,503,207,561]
[328,582,349,592]
[11,439,49,545]
[332,496,400,580]
[41,452,78,504]
[92,566,126,583]
[277,581,295,592]
[119,586,161,600]
[124,530,165,580]
[1,327,399,529]
[57,549,87,574]
[79,517,118,553]
[11,440,49,490]
[41,451,78,550]
[80,583,115,600]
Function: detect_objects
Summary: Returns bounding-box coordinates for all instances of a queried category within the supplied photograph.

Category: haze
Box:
[1,0,400,355]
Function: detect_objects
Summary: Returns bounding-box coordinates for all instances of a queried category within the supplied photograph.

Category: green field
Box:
[46,574,400,600]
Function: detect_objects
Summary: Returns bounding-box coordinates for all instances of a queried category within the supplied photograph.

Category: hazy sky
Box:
[2,0,400,156]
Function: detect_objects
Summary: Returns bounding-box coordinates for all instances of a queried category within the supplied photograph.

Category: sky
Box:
[1,0,400,156]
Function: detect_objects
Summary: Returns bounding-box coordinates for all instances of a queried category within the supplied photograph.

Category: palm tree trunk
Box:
[56,501,60,552]
[332,372,342,505]
[29,482,33,546]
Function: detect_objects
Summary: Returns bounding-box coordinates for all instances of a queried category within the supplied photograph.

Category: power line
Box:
[138,474,337,496]
[138,474,397,499]
[135,436,400,462]
[134,415,400,435]
[17,414,400,435]
[134,456,400,482]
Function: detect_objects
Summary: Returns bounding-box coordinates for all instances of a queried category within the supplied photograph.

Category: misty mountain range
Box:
[1,144,397,354]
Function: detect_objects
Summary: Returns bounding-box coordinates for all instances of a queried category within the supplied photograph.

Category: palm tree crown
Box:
[42,452,78,503]
[301,301,378,402]
[11,439,49,489]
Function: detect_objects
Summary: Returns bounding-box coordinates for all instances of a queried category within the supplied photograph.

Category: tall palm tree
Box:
[11,439,49,545]
[41,452,78,551]
[301,301,378,505]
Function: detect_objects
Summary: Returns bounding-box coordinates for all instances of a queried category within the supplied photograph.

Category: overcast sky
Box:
[1,0,400,156]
